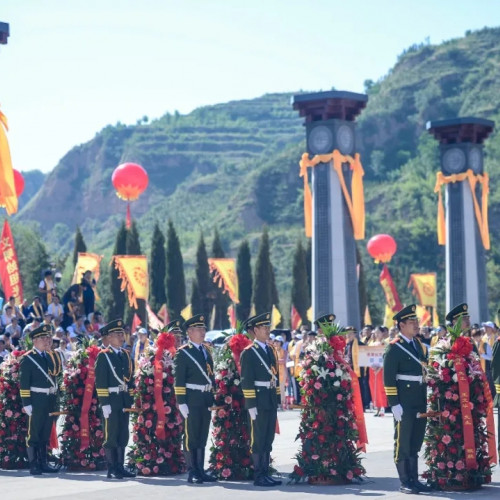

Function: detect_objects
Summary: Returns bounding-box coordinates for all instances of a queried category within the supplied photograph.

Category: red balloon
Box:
[13,169,24,197]
[367,234,397,263]
[112,162,148,201]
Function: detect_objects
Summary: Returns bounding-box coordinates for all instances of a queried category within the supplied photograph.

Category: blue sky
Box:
[1,1,499,173]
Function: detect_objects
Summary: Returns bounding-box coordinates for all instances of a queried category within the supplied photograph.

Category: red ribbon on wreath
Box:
[154,332,176,441]
[80,345,99,450]
[331,336,368,452]
[454,357,478,470]
[479,369,497,465]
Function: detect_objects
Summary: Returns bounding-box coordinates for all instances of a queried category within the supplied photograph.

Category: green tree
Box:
[253,227,274,315]
[165,220,186,319]
[191,233,212,321]
[107,222,127,321]
[236,240,252,321]
[149,222,167,312]
[72,226,87,266]
[291,239,310,324]
[211,228,229,329]
[126,220,141,255]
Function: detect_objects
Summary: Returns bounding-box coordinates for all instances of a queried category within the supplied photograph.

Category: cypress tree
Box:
[211,228,229,329]
[165,220,186,319]
[306,238,312,296]
[107,222,127,321]
[150,222,167,312]
[253,227,273,315]
[192,233,212,321]
[291,239,310,324]
[125,220,145,327]
[190,279,201,318]
[236,240,252,321]
[73,226,87,266]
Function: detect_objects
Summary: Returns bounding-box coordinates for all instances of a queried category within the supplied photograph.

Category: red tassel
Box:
[49,422,59,450]
[126,203,131,229]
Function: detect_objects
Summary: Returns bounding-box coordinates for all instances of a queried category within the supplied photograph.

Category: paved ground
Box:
[1,410,499,500]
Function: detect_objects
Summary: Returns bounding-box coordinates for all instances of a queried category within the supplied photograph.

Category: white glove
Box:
[179,403,189,419]
[23,405,32,416]
[102,405,112,419]
[392,404,403,422]
[248,407,258,420]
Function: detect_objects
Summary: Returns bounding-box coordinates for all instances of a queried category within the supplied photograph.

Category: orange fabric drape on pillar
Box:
[434,169,490,249]
[299,150,365,239]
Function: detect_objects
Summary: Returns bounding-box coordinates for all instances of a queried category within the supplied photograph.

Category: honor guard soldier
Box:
[166,319,184,349]
[383,305,431,494]
[20,324,62,475]
[314,313,336,335]
[240,312,282,487]
[174,314,217,484]
[95,319,135,479]
[446,303,471,333]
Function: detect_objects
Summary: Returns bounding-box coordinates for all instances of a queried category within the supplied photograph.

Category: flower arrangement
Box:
[59,342,106,470]
[423,320,495,490]
[0,350,28,469]
[289,323,366,484]
[128,332,185,476]
[208,327,254,480]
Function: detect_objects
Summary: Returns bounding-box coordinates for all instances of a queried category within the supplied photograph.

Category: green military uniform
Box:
[240,312,281,487]
[383,304,429,494]
[95,319,135,479]
[19,324,62,475]
[174,314,216,483]
[492,330,500,456]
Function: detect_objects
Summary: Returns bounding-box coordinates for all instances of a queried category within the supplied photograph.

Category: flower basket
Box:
[0,350,29,470]
[209,334,254,480]
[128,337,185,476]
[289,326,366,484]
[60,343,106,470]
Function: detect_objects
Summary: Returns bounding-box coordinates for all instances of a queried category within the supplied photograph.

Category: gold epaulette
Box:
[390,338,400,345]
[178,343,189,350]
[243,344,254,351]
[100,348,110,353]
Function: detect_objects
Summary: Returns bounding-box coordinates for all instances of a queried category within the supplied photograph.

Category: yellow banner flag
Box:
[364,305,372,325]
[180,303,192,321]
[416,305,432,326]
[271,304,281,330]
[408,273,437,307]
[0,109,18,215]
[208,258,239,303]
[383,304,394,327]
[306,306,312,322]
[250,304,256,318]
[72,252,103,285]
[112,255,148,309]
[433,308,440,327]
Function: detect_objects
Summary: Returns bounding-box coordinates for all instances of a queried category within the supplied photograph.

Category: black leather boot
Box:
[185,450,203,484]
[396,460,419,494]
[196,448,217,482]
[408,456,432,492]
[263,452,281,485]
[252,453,273,487]
[105,448,122,479]
[38,444,58,473]
[27,446,42,475]
[116,447,135,478]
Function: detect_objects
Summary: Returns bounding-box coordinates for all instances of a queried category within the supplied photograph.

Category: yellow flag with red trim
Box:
[180,303,192,321]
[112,255,148,309]
[72,252,103,285]
[271,304,281,330]
[208,258,239,303]
[0,109,18,215]
[383,304,393,327]
[408,273,437,307]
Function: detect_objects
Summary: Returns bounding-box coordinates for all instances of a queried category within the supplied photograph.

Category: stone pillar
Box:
[293,91,367,329]
[427,117,494,322]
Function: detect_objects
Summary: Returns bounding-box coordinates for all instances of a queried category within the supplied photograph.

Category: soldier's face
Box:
[400,318,419,338]
[108,332,123,348]
[460,315,471,329]
[33,337,48,351]
[254,324,270,343]
[188,326,206,345]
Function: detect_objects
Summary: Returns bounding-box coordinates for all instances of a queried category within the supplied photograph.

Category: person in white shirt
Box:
[1,305,15,327]
[5,317,22,347]
[47,295,64,322]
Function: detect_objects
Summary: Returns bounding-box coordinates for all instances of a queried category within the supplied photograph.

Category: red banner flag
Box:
[157,303,170,325]
[131,313,142,332]
[379,264,402,313]
[291,305,301,330]
[0,220,23,303]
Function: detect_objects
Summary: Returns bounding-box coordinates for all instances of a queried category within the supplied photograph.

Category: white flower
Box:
[333,380,341,387]
[317,367,330,380]
[335,368,343,377]
[311,365,319,374]
[233,379,240,386]
[452,373,458,382]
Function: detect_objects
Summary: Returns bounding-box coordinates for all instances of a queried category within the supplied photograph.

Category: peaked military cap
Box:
[244,315,257,330]
[30,324,52,340]
[184,314,206,329]
[445,303,469,323]
[344,326,357,333]
[393,304,418,322]
[166,319,183,333]
[99,319,125,337]
[314,313,336,328]
[246,312,271,329]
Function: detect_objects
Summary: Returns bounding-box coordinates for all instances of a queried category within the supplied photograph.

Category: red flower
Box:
[329,335,346,352]
[450,337,473,357]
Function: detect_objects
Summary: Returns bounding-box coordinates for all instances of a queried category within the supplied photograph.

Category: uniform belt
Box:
[396,374,423,383]
[186,383,212,392]
[254,381,271,388]
[30,386,57,395]
[108,384,127,393]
